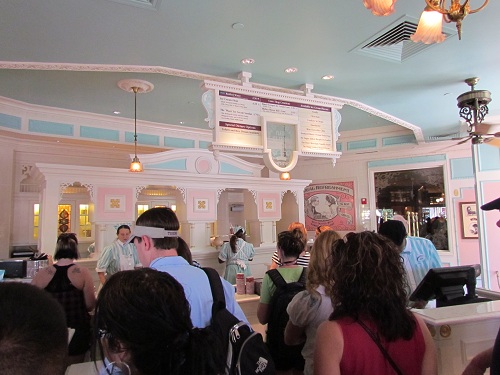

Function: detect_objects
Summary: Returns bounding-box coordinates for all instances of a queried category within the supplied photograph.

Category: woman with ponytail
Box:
[73,268,225,375]
[218,225,255,284]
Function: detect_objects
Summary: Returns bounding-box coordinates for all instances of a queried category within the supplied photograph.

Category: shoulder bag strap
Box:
[267,269,286,288]
[357,320,403,375]
[202,267,227,316]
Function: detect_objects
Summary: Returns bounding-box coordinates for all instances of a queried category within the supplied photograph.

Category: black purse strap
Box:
[357,320,403,375]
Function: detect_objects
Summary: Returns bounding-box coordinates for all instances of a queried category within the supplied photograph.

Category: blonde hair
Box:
[306,230,341,295]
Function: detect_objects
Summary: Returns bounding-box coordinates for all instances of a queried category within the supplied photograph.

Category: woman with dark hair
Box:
[258,230,307,374]
[314,231,437,375]
[96,224,141,287]
[93,268,225,375]
[218,225,255,284]
[270,222,310,269]
[32,234,96,367]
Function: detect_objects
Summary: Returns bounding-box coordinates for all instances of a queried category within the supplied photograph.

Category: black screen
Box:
[409,265,487,307]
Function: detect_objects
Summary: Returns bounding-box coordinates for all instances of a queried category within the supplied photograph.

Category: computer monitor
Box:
[409,264,490,308]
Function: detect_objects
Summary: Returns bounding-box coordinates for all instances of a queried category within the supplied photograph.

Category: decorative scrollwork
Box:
[177,187,187,204]
[82,184,95,202]
[59,183,71,200]
[216,188,225,204]
[135,186,146,199]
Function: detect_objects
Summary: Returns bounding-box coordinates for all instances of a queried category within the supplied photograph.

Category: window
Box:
[79,204,91,238]
[33,204,40,239]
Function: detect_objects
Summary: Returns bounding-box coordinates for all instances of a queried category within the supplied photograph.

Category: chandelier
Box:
[457,77,491,131]
[362,0,489,44]
[117,79,154,172]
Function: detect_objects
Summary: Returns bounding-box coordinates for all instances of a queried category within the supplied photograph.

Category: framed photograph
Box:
[460,202,478,238]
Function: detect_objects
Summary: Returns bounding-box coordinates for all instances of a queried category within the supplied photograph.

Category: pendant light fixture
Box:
[362,0,489,43]
[117,79,154,173]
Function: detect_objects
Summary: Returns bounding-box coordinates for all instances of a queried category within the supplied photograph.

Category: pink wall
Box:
[186,189,217,221]
[257,192,281,219]
[95,187,135,222]
[483,182,500,291]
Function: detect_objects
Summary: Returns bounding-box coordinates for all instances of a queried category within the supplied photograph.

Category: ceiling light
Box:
[363,0,489,42]
[284,67,298,74]
[232,22,245,29]
[113,111,121,115]
[363,0,397,16]
[322,75,334,80]
[241,58,255,65]
[118,79,154,173]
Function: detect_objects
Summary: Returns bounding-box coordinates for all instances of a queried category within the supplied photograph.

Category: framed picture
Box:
[460,202,478,238]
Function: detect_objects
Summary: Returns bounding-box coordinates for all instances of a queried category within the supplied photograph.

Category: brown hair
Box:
[327,231,415,341]
[306,230,341,295]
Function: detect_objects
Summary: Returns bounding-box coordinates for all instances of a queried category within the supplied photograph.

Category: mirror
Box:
[373,166,448,250]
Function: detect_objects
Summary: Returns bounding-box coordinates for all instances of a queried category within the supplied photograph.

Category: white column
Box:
[39,179,61,256]
[0,140,15,258]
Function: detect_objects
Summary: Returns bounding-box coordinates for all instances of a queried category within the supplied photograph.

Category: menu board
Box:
[216,90,335,152]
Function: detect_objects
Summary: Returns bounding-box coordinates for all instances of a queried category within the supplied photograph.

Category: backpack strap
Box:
[202,267,226,316]
[266,268,287,288]
[298,267,307,284]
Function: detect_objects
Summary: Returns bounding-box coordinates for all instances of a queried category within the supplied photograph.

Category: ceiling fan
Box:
[444,77,500,146]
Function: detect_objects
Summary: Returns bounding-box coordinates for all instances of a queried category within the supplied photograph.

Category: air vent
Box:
[352,16,456,62]
[106,0,161,10]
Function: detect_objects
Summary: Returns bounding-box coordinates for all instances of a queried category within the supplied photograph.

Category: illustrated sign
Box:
[304,182,356,231]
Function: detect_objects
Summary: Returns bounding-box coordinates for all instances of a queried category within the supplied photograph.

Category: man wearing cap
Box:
[462,197,500,375]
[129,206,249,328]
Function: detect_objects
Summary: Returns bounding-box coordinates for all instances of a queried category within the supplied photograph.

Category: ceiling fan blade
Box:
[456,136,473,145]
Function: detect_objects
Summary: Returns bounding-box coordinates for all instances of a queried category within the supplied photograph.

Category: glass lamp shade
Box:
[363,0,397,16]
[410,8,446,44]
[280,172,291,181]
[129,156,143,172]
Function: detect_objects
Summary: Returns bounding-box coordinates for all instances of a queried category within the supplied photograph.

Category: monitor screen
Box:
[409,265,484,307]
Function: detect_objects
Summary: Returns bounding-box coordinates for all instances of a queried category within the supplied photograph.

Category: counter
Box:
[414,300,500,375]
[235,293,266,337]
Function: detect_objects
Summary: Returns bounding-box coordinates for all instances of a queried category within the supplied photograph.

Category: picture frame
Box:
[460,202,478,239]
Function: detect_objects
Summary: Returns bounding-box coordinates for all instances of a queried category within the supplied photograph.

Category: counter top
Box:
[235,293,260,303]
[413,300,500,325]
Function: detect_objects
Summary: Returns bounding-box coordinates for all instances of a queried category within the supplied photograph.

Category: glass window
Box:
[79,204,91,238]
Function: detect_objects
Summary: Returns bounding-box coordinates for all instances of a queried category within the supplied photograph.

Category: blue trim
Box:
[199,140,211,149]
[368,154,446,168]
[80,126,119,141]
[125,131,159,146]
[450,157,473,179]
[147,160,187,170]
[478,144,500,171]
[0,113,21,130]
[220,162,252,175]
[347,139,377,150]
[382,135,417,146]
[164,137,195,148]
[28,120,74,136]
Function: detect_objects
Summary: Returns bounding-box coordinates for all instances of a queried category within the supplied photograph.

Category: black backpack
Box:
[266,268,307,371]
[203,267,275,375]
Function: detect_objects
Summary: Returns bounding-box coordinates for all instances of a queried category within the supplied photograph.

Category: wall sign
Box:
[304,182,356,231]
[460,202,478,239]
[202,80,342,172]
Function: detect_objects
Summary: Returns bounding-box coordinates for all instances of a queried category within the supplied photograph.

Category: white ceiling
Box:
[0,0,498,140]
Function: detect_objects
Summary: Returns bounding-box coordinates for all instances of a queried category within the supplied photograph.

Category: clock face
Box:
[266,122,296,168]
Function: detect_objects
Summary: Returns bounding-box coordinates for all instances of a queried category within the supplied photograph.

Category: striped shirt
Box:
[271,250,310,267]
[402,236,442,294]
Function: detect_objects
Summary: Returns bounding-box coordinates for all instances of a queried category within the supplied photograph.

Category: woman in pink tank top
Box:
[314,231,437,375]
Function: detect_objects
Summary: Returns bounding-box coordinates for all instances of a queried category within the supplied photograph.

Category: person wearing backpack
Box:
[284,229,341,375]
[258,230,307,375]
